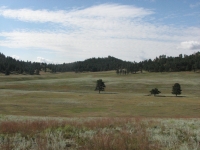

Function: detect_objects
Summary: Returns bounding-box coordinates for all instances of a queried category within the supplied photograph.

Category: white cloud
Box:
[11,55,20,60]
[190,2,200,8]
[35,57,54,64]
[0,4,153,25]
[0,4,200,62]
[178,41,200,50]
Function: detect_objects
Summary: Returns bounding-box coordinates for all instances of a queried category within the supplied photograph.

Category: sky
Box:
[0,0,200,64]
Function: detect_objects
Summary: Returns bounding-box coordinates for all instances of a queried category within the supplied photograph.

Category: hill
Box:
[0,52,200,75]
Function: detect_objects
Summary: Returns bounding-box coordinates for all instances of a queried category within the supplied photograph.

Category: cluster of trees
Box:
[95,79,182,97]
[142,53,200,72]
[150,83,182,97]
[0,53,43,75]
[0,53,130,75]
[116,53,200,74]
[1,52,200,75]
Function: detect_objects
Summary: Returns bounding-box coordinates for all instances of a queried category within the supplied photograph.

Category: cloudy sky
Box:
[0,0,200,63]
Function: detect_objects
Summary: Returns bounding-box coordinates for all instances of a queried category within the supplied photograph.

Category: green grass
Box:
[0,71,200,117]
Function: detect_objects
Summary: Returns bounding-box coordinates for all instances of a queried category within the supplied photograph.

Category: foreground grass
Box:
[0,71,200,117]
[0,116,199,150]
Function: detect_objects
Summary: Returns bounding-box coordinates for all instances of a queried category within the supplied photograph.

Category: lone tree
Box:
[150,88,161,96]
[95,79,106,93]
[172,83,182,97]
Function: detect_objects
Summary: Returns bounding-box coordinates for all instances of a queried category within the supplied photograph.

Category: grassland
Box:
[0,71,199,117]
[0,71,200,149]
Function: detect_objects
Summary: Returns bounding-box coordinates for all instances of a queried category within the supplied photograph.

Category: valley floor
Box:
[0,71,199,149]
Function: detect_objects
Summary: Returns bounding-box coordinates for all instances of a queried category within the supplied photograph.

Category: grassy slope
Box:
[0,71,199,117]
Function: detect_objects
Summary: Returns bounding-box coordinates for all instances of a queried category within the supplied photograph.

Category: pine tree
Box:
[29,68,34,75]
[116,69,119,75]
[95,79,106,94]
[36,69,40,75]
[5,67,10,75]
[172,83,182,97]
[150,88,161,96]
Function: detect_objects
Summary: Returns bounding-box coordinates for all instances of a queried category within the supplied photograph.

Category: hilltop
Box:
[0,52,200,75]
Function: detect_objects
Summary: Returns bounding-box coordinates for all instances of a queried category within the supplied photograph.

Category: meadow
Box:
[0,71,199,117]
[0,71,200,149]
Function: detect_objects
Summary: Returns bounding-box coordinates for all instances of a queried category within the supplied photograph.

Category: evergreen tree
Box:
[29,68,34,75]
[116,69,119,75]
[172,83,182,96]
[0,52,200,74]
[5,67,10,75]
[95,79,106,93]
[36,69,40,75]
[150,88,161,96]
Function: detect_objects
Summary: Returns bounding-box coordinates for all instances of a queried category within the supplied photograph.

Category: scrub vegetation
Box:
[0,116,199,150]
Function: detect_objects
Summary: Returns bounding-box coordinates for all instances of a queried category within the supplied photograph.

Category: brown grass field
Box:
[0,71,199,117]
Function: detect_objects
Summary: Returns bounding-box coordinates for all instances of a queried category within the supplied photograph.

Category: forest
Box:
[0,52,200,75]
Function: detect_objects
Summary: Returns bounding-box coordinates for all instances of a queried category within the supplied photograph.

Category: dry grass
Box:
[0,71,200,149]
[0,117,160,150]
[0,116,199,149]
[0,71,200,117]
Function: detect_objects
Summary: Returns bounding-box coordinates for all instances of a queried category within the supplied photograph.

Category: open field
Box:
[0,71,200,149]
[0,71,200,117]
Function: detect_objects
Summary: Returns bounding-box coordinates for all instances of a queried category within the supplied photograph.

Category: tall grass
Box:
[0,117,159,150]
[79,118,159,150]
[0,117,199,149]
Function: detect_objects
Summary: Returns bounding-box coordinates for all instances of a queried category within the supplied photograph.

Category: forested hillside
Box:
[0,53,41,75]
[0,52,200,75]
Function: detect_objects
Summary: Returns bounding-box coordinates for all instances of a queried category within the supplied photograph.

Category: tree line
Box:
[0,53,42,75]
[0,52,200,75]
[116,53,200,74]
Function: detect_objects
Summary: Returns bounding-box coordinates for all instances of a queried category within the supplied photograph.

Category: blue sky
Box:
[0,0,200,63]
